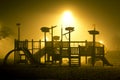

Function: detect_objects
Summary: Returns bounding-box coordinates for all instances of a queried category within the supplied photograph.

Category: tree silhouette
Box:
[0,26,13,40]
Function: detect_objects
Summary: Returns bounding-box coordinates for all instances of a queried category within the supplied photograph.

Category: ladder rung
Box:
[70,56,80,58]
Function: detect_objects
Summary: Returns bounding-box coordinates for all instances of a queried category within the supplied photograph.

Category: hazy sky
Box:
[0,0,120,58]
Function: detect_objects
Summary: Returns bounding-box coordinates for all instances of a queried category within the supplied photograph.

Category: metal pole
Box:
[69,29,71,66]
[44,32,47,63]
[60,26,63,65]
[51,27,53,62]
[61,26,63,41]
[16,23,21,41]
[16,23,21,64]
[92,33,95,66]
[40,27,50,64]
[88,27,99,66]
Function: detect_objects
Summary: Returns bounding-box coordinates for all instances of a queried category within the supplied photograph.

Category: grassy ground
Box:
[0,64,120,80]
[0,51,120,80]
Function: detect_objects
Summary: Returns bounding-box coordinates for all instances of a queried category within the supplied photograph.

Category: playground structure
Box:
[3,26,112,66]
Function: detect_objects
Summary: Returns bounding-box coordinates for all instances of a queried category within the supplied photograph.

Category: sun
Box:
[61,10,75,27]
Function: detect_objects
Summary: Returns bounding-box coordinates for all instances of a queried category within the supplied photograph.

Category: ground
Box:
[0,51,120,80]
[0,64,120,80]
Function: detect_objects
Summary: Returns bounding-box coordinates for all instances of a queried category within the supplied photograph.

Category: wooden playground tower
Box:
[3,25,112,66]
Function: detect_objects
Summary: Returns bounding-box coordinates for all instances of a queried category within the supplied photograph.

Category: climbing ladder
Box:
[69,47,81,66]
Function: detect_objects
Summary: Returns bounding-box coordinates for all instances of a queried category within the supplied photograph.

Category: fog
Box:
[0,0,120,59]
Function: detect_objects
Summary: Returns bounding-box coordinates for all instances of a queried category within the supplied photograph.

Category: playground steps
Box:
[70,55,80,66]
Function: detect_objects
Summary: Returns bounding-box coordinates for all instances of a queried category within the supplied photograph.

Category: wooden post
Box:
[85,40,88,64]
[79,45,81,66]
[39,40,41,63]
[32,39,34,55]
[103,45,105,66]
[39,40,41,50]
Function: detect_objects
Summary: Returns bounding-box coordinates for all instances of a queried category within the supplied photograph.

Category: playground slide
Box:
[22,48,36,64]
[3,48,44,65]
[97,56,113,66]
[3,48,36,64]
[33,48,45,63]
[34,47,55,59]
[34,48,45,58]
[34,47,60,63]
